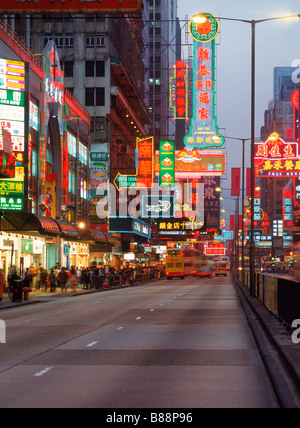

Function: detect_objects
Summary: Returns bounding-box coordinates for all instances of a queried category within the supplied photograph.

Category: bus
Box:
[182,250,214,277]
[166,249,185,280]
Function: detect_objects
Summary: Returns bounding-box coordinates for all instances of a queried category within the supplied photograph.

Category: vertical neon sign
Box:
[184,13,224,149]
[170,60,189,120]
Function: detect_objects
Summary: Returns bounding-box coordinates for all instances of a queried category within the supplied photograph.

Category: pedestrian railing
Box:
[235,269,300,328]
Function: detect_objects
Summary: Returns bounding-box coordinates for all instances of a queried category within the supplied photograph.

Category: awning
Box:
[0,213,60,236]
[54,220,79,239]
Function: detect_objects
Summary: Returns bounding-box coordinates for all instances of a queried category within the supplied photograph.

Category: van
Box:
[215,262,228,277]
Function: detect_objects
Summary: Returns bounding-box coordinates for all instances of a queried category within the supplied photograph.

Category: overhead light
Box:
[192,15,208,24]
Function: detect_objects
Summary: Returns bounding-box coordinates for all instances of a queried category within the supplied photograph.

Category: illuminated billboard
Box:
[170,60,189,120]
[0,59,26,211]
[0,0,142,13]
[255,133,300,177]
[184,13,224,150]
[114,137,154,191]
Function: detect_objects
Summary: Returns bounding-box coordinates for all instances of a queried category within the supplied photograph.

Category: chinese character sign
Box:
[255,133,300,177]
[0,58,26,211]
[170,61,189,120]
[184,13,224,150]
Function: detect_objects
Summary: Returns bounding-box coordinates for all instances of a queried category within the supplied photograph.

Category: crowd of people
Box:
[20,264,166,293]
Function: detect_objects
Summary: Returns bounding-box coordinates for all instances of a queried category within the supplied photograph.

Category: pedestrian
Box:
[40,268,49,292]
[30,265,38,290]
[49,268,57,293]
[69,267,78,293]
[58,267,68,293]
[24,268,32,288]
[82,268,90,289]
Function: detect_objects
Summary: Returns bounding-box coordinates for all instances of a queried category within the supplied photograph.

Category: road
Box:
[0,275,280,408]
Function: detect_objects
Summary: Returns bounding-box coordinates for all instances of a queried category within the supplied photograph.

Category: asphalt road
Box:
[0,275,280,408]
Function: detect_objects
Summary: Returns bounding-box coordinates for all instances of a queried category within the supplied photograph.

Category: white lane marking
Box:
[136,317,142,320]
[34,367,54,377]
[150,309,155,312]
[87,342,98,348]
[117,327,124,330]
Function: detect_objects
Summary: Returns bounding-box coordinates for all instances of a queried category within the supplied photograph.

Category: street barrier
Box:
[238,270,300,328]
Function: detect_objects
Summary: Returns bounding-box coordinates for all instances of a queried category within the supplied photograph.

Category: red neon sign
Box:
[170,60,188,120]
[255,133,300,177]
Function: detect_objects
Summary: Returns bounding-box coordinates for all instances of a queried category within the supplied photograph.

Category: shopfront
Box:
[0,234,19,278]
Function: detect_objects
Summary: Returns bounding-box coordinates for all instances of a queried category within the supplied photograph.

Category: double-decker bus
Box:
[182,249,214,277]
[166,249,185,280]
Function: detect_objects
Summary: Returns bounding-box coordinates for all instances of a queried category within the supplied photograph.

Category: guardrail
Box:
[237,270,300,328]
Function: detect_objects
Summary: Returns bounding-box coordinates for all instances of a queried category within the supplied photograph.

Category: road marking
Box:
[34,367,54,377]
[136,317,142,320]
[117,327,124,330]
[87,342,98,348]
[150,309,155,312]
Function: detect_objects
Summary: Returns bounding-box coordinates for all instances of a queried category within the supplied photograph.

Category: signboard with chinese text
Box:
[205,241,225,256]
[109,217,151,239]
[0,0,142,13]
[184,13,224,149]
[159,140,175,186]
[114,137,154,190]
[255,133,300,177]
[0,58,27,211]
[157,217,206,235]
[170,61,189,120]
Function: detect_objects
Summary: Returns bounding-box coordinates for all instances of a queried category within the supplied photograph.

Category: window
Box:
[67,132,77,158]
[85,88,95,106]
[63,61,74,78]
[85,61,94,77]
[69,170,76,194]
[85,88,105,106]
[96,87,105,106]
[86,35,95,47]
[44,33,53,47]
[86,34,105,47]
[65,33,73,47]
[85,61,105,77]
[55,33,63,48]
[96,61,105,77]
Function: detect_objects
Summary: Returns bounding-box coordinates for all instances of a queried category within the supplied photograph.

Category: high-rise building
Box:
[260,66,298,253]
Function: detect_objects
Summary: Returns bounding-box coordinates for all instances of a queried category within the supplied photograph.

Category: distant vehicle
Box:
[183,250,214,277]
[215,261,228,277]
[166,249,185,280]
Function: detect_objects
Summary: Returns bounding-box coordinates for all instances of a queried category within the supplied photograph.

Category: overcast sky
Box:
[177,0,300,219]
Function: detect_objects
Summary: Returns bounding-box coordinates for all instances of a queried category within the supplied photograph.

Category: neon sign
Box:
[170,60,189,120]
[114,137,154,190]
[255,133,300,177]
[159,140,175,186]
[184,13,224,149]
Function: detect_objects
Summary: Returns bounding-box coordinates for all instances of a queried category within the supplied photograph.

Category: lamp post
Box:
[192,13,300,296]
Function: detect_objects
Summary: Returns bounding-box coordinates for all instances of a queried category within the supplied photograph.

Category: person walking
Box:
[69,267,78,293]
[49,268,57,293]
[58,267,68,293]
[40,268,49,292]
